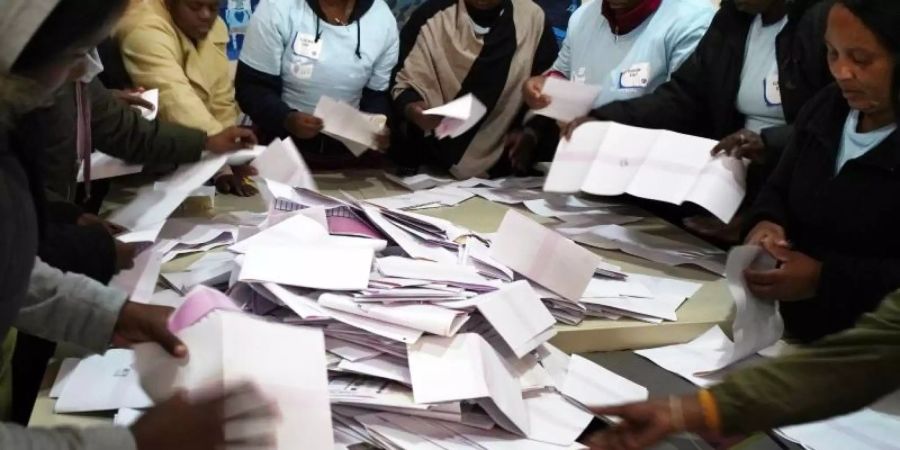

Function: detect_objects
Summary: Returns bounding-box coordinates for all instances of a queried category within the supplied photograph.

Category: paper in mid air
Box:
[423,94,487,139]
[314,96,386,156]
[534,77,602,123]
[545,122,746,222]
[252,138,316,190]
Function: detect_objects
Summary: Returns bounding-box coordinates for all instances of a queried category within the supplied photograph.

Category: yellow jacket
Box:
[116,0,237,134]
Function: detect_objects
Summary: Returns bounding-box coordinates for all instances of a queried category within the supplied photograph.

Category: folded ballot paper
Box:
[252,137,316,190]
[423,94,487,139]
[134,287,334,450]
[545,122,747,223]
[314,96,386,156]
[534,77,602,123]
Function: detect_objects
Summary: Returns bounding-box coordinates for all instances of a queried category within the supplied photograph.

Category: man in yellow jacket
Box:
[117,0,255,195]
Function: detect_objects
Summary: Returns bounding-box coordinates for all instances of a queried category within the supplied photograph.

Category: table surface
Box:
[28,170,782,448]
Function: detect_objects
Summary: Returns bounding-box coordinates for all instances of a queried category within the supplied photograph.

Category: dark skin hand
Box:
[206,126,259,154]
[78,212,127,235]
[131,382,279,450]
[523,76,551,110]
[506,128,539,174]
[711,129,766,163]
[744,239,822,301]
[114,240,137,272]
[582,396,708,450]
[562,116,597,140]
[112,302,187,357]
[284,111,324,140]
[111,87,155,111]
[215,165,259,197]
[405,101,443,132]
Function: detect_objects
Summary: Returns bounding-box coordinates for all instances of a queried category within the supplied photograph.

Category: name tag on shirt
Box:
[292,33,323,60]
[765,72,782,106]
[573,67,587,84]
[619,63,651,89]
[290,62,315,80]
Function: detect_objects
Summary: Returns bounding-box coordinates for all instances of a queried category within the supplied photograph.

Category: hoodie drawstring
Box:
[314,13,361,59]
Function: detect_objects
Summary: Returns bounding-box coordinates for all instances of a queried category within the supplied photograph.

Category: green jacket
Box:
[40,79,206,203]
[711,289,900,434]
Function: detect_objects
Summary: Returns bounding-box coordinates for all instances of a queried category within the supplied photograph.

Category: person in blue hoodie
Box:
[235,0,399,169]
[513,0,714,173]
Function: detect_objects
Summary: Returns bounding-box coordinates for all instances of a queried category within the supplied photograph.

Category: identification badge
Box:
[292,33,323,60]
[764,72,782,106]
[619,62,651,89]
[573,67,587,84]
[290,62,315,80]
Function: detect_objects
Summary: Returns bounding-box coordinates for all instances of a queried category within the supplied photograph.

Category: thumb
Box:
[589,404,631,417]
[151,319,187,358]
[762,239,791,262]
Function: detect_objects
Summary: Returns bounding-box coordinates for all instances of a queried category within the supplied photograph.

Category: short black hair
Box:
[13,0,129,72]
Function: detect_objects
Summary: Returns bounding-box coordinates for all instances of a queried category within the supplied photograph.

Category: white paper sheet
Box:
[545,122,745,222]
[55,349,153,413]
[252,138,316,190]
[48,358,80,399]
[408,333,530,435]
[634,326,734,387]
[337,355,412,385]
[490,210,601,301]
[314,96,385,155]
[473,281,557,358]
[522,390,594,446]
[777,391,900,450]
[319,294,424,343]
[377,256,488,287]
[136,88,159,120]
[424,94,488,139]
[113,407,145,426]
[77,153,143,182]
[534,78,601,122]
[229,212,328,254]
[238,244,373,291]
[319,293,469,336]
[110,239,177,302]
[134,311,334,450]
[224,145,265,165]
[561,354,648,409]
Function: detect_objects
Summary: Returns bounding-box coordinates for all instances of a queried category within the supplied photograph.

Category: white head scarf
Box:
[0,0,61,72]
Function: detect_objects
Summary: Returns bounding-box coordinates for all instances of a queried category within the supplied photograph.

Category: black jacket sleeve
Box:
[90,80,204,164]
[38,223,117,284]
[742,125,801,237]
[524,18,563,161]
[235,61,296,141]
[360,88,392,121]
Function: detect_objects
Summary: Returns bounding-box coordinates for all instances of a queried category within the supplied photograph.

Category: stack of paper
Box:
[545,122,747,222]
[580,273,702,323]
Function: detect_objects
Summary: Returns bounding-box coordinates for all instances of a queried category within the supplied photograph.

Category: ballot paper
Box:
[545,122,746,222]
[111,239,177,302]
[319,293,469,336]
[229,212,327,254]
[136,88,159,120]
[534,78,602,122]
[709,245,782,371]
[368,186,475,210]
[134,310,334,450]
[109,154,228,230]
[490,210,602,301]
[424,94,488,139]
[377,256,489,287]
[385,173,456,191]
[225,145,265,165]
[408,333,530,435]
[472,281,557,358]
[522,390,594,446]
[466,187,546,205]
[776,391,900,450]
[55,349,153,413]
[361,205,457,264]
[315,96,386,156]
[634,326,737,387]
[239,244,374,291]
[555,223,726,276]
[77,153,143,182]
[560,354,648,409]
[252,138,316,189]
[113,408,145,426]
[336,355,412,385]
[49,358,80,398]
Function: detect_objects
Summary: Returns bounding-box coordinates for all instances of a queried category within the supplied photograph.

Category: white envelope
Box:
[238,244,373,291]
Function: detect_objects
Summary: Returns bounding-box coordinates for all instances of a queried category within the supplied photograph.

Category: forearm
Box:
[0,423,136,450]
[710,291,900,434]
[16,258,127,352]
[234,62,294,139]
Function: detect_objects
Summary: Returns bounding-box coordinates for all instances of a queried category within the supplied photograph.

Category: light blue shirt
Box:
[551,0,713,108]
[836,110,897,174]
[239,0,399,114]
[736,15,788,133]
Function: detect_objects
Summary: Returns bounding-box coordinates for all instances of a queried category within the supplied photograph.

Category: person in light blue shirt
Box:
[510,0,713,173]
[737,14,789,134]
[836,109,897,173]
[235,0,399,168]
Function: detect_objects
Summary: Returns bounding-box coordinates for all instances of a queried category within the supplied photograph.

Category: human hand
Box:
[523,76,550,110]
[405,101,443,132]
[77,213,127,235]
[374,126,391,152]
[711,129,765,163]
[111,88,155,111]
[131,383,279,450]
[745,220,787,247]
[112,302,186,357]
[114,240,137,271]
[562,116,597,141]
[285,111,324,140]
[505,128,539,174]
[206,126,258,154]
[744,240,822,301]
[583,396,706,450]
[215,165,258,197]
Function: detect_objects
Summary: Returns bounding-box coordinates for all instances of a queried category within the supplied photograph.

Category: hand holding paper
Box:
[423,94,487,139]
[314,96,386,156]
[534,78,601,123]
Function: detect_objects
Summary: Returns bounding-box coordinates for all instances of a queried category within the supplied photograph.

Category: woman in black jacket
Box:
[565,0,833,240]
[738,0,899,342]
